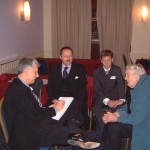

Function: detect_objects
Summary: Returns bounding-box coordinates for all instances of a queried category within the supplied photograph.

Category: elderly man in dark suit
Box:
[3,57,100,150]
[46,46,88,128]
[93,50,126,132]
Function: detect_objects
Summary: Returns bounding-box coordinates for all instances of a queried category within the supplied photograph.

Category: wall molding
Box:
[0,50,44,74]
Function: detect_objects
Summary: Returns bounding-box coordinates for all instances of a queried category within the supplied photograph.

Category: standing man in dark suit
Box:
[3,57,100,150]
[46,46,88,128]
[93,50,126,131]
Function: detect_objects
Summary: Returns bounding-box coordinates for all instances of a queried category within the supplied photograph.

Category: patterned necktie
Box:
[63,67,68,79]
[30,87,42,107]
[105,70,109,75]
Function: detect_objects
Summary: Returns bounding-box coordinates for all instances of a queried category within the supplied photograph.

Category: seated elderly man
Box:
[102,64,150,150]
[3,57,100,150]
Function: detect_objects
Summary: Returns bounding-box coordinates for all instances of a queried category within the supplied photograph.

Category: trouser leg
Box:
[92,99,104,131]
[57,99,83,126]
[104,122,132,150]
[40,124,70,146]
[40,119,85,147]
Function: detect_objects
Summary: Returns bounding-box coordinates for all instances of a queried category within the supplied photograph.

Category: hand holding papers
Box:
[52,99,65,111]
[52,97,74,120]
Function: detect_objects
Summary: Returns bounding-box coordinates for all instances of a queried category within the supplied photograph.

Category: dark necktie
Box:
[63,67,68,79]
[30,87,42,107]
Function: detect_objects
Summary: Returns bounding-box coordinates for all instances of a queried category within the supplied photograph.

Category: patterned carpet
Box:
[0,125,10,150]
[49,115,131,150]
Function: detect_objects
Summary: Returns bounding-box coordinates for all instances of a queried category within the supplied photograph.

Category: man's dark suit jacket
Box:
[92,64,125,129]
[3,78,57,150]
[93,64,125,105]
[45,62,87,126]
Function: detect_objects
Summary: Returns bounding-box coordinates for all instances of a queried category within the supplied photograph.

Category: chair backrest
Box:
[123,54,127,67]
[0,98,9,143]
[130,58,133,64]
[36,58,49,75]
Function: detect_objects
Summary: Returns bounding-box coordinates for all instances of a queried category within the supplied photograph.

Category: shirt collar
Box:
[103,67,111,71]
[62,63,72,72]
[18,77,31,89]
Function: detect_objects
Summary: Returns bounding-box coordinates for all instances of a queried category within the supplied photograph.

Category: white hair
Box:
[126,64,146,76]
[18,57,39,74]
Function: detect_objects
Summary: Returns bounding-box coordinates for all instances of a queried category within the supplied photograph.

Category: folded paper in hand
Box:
[52,97,74,120]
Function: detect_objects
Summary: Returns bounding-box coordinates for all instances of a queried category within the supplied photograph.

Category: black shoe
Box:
[67,133,100,149]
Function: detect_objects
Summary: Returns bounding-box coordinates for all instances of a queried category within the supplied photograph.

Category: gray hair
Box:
[126,64,146,76]
[18,57,39,74]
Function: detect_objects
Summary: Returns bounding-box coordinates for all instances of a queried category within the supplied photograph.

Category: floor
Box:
[0,115,130,150]
[49,115,131,150]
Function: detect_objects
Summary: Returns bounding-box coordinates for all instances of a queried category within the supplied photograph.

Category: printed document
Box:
[52,97,74,120]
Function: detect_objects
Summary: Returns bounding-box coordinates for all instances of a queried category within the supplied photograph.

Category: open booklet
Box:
[52,97,74,120]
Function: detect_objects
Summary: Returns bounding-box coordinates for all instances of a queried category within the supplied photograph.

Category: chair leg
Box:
[89,109,92,131]
[125,138,130,150]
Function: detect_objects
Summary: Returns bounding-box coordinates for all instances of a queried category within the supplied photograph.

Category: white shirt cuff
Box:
[120,99,126,102]
[103,98,110,105]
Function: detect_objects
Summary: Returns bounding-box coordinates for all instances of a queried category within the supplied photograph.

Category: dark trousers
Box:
[40,124,69,147]
[92,98,105,131]
[93,98,124,132]
[40,119,84,147]
[57,99,84,127]
[102,122,132,150]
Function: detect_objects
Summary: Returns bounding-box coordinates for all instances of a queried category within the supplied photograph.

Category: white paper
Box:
[52,97,74,120]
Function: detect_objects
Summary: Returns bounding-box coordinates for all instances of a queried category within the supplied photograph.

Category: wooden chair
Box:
[0,98,10,149]
[0,97,9,143]
[86,76,94,131]
[125,138,131,150]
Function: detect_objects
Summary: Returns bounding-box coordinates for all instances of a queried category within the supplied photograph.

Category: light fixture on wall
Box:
[141,5,148,24]
[20,1,31,23]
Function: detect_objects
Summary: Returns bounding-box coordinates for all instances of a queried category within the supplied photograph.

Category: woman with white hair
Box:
[102,64,150,150]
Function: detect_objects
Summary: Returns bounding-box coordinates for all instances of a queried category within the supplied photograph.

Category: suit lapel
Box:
[57,63,63,80]
[67,63,77,82]
[99,65,112,86]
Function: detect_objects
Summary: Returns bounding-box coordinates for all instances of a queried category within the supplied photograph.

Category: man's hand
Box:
[52,99,59,104]
[107,100,124,108]
[102,112,118,124]
[49,99,65,112]
[107,100,115,108]
[113,100,124,108]
[48,99,58,108]
[54,100,65,112]
[113,112,120,118]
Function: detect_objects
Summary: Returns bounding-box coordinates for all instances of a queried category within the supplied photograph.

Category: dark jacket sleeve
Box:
[5,81,56,120]
[93,69,106,104]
